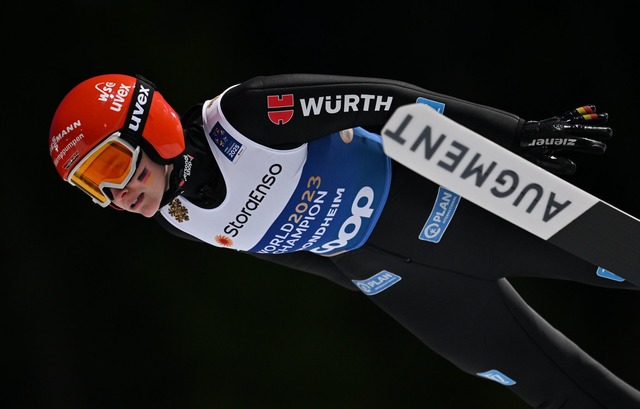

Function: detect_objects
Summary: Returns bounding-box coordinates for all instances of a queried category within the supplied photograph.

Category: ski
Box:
[381,103,639,285]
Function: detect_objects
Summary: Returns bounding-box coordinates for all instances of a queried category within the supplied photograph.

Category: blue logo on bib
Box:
[477,369,516,386]
[352,270,402,295]
[416,97,445,114]
[596,267,625,282]
[209,122,245,163]
[419,187,460,243]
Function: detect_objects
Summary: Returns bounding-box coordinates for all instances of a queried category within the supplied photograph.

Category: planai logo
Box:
[416,97,445,114]
[477,369,516,386]
[596,267,625,282]
[352,270,401,295]
[419,186,460,243]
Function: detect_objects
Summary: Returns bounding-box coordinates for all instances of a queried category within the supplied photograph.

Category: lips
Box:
[130,193,144,209]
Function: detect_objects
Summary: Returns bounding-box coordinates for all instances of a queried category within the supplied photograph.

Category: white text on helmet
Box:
[127,85,151,132]
[96,81,132,113]
[49,119,82,155]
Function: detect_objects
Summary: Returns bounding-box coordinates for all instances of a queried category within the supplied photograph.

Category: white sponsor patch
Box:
[382,103,599,240]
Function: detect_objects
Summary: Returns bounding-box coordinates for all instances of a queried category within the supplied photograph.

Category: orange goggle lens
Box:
[68,132,140,207]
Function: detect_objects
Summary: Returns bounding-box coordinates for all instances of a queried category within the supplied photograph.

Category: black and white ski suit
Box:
[154,74,640,409]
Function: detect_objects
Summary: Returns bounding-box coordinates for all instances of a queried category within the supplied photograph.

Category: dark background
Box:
[5,1,639,408]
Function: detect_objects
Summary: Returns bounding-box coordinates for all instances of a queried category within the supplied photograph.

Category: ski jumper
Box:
[155,74,640,409]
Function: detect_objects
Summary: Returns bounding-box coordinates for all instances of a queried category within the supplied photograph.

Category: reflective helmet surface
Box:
[49,74,185,181]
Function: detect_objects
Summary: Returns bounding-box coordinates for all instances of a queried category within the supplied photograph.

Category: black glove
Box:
[519,105,612,175]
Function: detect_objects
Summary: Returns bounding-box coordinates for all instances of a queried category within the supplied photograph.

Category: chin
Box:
[141,203,161,218]
[140,208,156,218]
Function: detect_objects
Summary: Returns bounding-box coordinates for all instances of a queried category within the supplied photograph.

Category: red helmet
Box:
[49,74,185,183]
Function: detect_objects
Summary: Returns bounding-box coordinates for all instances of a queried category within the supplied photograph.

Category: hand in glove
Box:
[519,105,612,176]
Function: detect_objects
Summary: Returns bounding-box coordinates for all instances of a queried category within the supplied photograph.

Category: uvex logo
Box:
[267,94,294,125]
[127,84,152,132]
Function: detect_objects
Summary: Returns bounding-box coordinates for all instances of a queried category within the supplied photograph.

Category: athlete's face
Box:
[109,150,171,217]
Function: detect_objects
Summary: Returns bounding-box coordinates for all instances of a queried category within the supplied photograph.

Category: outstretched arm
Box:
[219,73,524,149]
[219,74,613,176]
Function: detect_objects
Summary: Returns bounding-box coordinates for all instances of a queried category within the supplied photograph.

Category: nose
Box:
[108,187,126,201]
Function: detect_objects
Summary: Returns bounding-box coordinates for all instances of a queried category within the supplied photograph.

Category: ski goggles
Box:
[68,132,141,207]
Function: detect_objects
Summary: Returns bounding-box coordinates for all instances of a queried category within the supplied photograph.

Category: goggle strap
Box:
[120,75,156,147]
